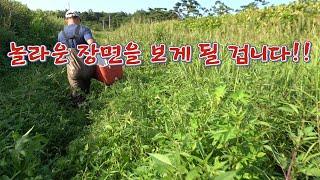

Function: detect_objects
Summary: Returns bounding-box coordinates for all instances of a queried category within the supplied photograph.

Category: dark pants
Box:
[66,48,96,99]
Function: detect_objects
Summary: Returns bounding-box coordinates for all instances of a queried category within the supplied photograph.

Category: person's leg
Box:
[66,52,95,105]
[67,76,87,105]
[79,78,91,94]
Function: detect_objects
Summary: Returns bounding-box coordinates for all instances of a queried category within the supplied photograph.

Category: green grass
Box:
[1,2,320,179]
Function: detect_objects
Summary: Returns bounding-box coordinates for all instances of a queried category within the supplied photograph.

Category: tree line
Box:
[47,0,273,30]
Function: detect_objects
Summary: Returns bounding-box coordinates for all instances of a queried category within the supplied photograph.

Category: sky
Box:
[16,0,294,13]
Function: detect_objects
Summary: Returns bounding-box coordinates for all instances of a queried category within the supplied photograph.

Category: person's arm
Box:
[58,32,63,42]
[86,38,95,45]
[83,27,96,45]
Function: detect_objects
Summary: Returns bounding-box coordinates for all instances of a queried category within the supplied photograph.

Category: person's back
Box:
[58,24,93,48]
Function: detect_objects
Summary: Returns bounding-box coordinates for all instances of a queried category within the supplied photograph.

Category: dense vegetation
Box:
[0,0,63,75]
[0,0,320,179]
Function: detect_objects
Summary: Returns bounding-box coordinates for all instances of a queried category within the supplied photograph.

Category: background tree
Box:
[174,0,202,18]
[238,0,270,11]
[148,8,179,21]
[210,0,233,16]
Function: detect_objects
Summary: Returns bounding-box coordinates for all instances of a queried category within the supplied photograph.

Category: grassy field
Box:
[1,2,320,180]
